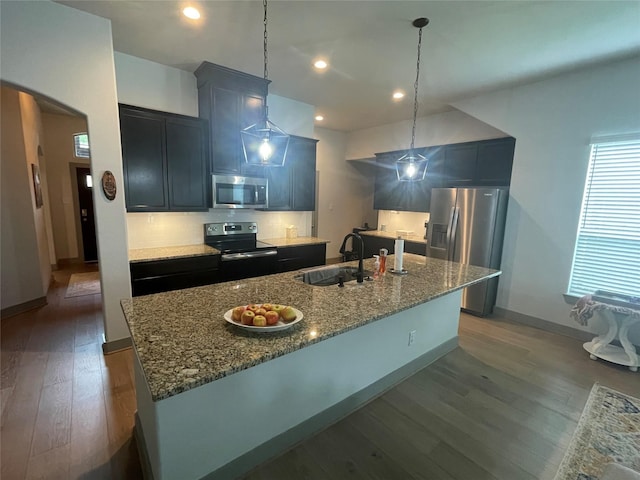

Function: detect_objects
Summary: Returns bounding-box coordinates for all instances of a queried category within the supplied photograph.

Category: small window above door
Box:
[74,133,90,158]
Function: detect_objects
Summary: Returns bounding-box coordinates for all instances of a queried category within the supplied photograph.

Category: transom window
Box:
[74,132,90,158]
[568,136,640,298]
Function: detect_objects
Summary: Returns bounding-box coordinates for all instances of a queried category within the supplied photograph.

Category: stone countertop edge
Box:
[121,254,500,402]
[129,244,220,263]
[359,230,427,245]
[260,236,331,247]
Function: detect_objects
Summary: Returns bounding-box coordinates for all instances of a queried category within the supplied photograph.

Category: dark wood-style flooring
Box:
[2,265,638,479]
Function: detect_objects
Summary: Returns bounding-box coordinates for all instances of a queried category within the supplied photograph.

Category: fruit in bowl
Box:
[231,306,245,322]
[265,310,280,325]
[280,306,297,323]
[240,310,255,325]
[253,315,267,327]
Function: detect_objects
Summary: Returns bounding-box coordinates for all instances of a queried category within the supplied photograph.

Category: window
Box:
[568,136,640,297]
[74,132,90,158]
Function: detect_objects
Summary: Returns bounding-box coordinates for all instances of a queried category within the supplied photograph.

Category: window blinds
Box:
[568,139,640,297]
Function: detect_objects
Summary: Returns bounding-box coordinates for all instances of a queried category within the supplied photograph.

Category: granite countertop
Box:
[121,254,499,401]
[260,236,331,247]
[129,244,220,263]
[360,230,427,245]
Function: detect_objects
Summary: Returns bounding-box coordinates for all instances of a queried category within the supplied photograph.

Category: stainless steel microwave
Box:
[212,175,268,209]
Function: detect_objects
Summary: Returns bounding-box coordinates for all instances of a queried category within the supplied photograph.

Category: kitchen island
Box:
[122,254,500,480]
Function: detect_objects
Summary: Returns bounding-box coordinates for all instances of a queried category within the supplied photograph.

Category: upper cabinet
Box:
[262,135,318,211]
[119,104,209,212]
[373,137,515,212]
[195,62,269,176]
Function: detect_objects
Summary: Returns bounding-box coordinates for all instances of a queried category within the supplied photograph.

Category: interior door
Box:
[75,167,98,262]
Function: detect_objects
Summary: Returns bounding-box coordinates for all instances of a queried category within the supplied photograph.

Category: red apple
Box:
[265,310,280,325]
[231,306,245,322]
[262,303,273,311]
[241,310,255,325]
[255,308,267,317]
[253,315,267,327]
[247,304,259,313]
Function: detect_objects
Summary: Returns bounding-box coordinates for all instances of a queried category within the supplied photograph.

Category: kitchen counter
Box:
[360,229,427,244]
[129,244,220,263]
[260,236,330,247]
[124,254,499,479]
[122,254,497,401]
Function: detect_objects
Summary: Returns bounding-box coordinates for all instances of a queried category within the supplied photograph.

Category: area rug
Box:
[65,271,101,298]
[554,383,640,480]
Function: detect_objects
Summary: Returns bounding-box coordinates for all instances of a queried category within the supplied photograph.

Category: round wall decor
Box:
[101,170,117,201]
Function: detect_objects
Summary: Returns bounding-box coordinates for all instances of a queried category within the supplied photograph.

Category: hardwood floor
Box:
[2,268,638,479]
[1,265,141,479]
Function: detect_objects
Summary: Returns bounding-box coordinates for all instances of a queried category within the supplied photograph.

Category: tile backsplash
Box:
[126,210,312,249]
[377,210,430,239]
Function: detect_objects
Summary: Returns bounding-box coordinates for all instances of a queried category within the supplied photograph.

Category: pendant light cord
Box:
[410,26,423,151]
[263,0,269,111]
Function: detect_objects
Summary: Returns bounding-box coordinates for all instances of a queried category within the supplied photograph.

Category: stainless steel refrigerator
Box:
[426,187,509,316]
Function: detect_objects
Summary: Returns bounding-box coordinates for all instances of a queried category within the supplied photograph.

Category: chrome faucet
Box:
[339,233,365,283]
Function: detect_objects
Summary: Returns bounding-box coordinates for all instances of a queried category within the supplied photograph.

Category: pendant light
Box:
[396,18,430,182]
[241,0,289,167]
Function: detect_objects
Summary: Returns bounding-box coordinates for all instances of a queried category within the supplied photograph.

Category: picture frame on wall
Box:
[31,163,43,208]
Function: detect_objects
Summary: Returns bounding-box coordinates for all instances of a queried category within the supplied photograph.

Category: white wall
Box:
[453,56,640,344]
[114,52,199,117]
[314,127,376,258]
[18,92,52,294]
[346,109,507,160]
[113,54,318,247]
[41,113,90,260]
[1,0,131,342]
[377,210,430,240]
[1,87,48,308]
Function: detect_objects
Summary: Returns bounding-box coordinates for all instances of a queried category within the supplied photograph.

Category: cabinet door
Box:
[265,165,292,210]
[120,109,169,211]
[444,143,478,186]
[476,137,515,185]
[373,153,404,211]
[211,86,241,174]
[362,235,395,258]
[290,137,317,211]
[166,117,209,211]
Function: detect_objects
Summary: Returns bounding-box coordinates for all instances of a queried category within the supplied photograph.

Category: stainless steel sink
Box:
[296,265,372,286]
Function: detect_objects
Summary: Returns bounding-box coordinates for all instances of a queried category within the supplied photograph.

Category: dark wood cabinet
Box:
[263,135,318,211]
[443,142,477,186]
[276,244,326,272]
[195,62,269,176]
[372,137,514,212]
[476,137,515,185]
[130,255,221,296]
[120,105,209,212]
[361,234,425,259]
[373,150,430,213]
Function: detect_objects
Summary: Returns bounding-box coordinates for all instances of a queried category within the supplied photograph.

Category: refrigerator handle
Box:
[448,207,460,261]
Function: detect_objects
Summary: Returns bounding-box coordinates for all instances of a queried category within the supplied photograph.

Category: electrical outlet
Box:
[408,330,416,346]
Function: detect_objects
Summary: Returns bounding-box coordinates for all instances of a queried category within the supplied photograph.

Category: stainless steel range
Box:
[204,222,277,280]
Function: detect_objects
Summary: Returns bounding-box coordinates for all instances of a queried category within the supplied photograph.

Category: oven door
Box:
[220,249,278,281]
[212,175,268,209]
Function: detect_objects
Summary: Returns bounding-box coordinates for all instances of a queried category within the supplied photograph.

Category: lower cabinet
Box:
[130,255,220,297]
[276,244,326,272]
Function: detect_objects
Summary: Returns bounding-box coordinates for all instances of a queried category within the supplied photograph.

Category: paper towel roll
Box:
[394,238,404,271]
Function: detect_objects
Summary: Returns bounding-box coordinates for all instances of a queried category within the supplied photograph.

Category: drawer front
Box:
[130,255,220,280]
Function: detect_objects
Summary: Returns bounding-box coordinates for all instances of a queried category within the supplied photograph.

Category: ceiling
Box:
[56,1,640,132]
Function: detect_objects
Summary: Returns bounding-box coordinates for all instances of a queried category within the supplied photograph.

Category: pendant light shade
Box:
[396,17,430,182]
[242,0,289,167]
[395,150,428,181]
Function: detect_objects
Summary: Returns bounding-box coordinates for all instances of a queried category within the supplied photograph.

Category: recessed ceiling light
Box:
[183,6,201,20]
[392,91,405,100]
[313,59,328,70]
[315,115,324,121]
